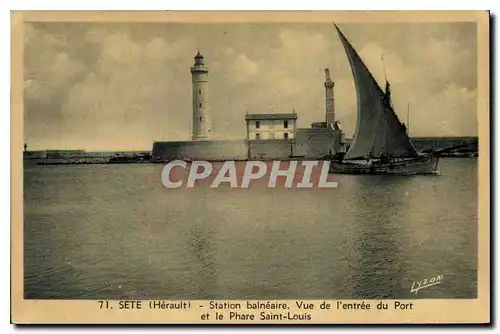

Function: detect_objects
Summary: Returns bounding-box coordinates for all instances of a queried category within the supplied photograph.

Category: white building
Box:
[191,51,213,141]
[245,113,298,140]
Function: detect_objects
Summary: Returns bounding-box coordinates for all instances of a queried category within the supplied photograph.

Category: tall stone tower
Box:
[324,68,335,126]
[191,51,213,141]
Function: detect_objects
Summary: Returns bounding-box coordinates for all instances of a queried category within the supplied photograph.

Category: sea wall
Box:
[152,140,247,161]
[152,139,296,161]
[247,140,293,160]
[152,128,342,161]
[410,137,478,151]
[344,136,478,152]
[294,128,338,158]
[23,151,48,159]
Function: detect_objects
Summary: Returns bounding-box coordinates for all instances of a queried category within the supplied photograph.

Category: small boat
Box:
[329,25,439,175]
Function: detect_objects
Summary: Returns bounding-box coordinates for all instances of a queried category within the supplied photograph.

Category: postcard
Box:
[11,10,490,324]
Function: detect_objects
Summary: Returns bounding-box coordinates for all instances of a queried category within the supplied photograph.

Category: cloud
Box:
[229,54,258,84]
[411,84,477,136]
[223,47,234,57]
[100,33,142,64]
[144,37,171,60]
[228,29,334,125]
[358,42,413,85]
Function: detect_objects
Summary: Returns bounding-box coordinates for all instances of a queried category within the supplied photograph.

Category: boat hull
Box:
[329,155,439,175]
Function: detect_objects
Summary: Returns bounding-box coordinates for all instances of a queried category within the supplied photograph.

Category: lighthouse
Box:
[191,51,213,141]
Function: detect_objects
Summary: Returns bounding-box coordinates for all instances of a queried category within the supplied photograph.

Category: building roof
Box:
[245,113,298,121]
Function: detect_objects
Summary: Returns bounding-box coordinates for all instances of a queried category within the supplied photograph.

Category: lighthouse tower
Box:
[191,51,213,141]
[324,68,335,126]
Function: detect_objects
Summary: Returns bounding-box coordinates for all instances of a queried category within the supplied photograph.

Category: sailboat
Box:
[329,25,439,175]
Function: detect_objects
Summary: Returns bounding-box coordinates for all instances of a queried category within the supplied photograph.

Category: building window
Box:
[199,89,202,94]
[284,120,289,128]
[284,133,288,139]
[255,133,260,140]
[200,116,203,122]
[256,121,260,129]
[199,103,202,108]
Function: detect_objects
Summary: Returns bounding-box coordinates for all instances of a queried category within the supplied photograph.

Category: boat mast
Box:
[382,53,387,82]
[407,103,410,135]
[381,53,394,109]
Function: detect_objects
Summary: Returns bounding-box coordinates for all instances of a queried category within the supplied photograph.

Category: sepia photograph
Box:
[11,10,490,324]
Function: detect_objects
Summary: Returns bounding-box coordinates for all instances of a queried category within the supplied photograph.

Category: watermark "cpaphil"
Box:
[161,160,338,189]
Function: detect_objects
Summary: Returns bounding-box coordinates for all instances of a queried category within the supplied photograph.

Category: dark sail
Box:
[335,25,418,159]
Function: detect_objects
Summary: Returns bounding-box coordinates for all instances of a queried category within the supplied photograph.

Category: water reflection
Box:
[187,223,217,299]
[348,175,414,299]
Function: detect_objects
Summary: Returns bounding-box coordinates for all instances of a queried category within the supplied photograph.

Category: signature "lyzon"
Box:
[410,274,443,295]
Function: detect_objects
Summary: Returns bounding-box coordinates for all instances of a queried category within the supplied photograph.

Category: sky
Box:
[23,22,477,151]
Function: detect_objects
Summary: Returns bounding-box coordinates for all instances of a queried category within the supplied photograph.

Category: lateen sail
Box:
[335,25,418,159]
